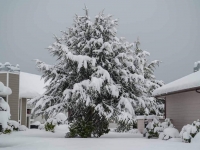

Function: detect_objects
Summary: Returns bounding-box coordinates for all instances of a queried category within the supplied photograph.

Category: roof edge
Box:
[154,86,200,98]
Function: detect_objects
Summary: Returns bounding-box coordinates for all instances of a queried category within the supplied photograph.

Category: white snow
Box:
[8,120,20,129]
[163,127,180,138]
[19,72,48,98]
[159,132,165,139]
[0,129,199,150]
[0,111,10,129]
[31,121,41,126]
[192,132,200,143]
[0,82,12,96]
[46,118,57,125]
[153,71,200,96]
[54,124,69,132]
[38,124,45,130]
[136,115,164,120]
[0,62,20,72]
[128,129,141,134]
[182,132,191,140]
[55,113,67,124]
[18,125,28,131]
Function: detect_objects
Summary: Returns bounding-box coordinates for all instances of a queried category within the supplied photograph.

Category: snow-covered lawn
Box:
[0,127,200,150]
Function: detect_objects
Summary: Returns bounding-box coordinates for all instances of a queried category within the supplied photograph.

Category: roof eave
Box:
[154,86,200,98]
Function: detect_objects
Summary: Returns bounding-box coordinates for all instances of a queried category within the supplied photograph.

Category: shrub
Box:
[145,117,161,139]
[3,125,12,134]
[44,113,67,132]
[8,120,19,131]
[45,118,57,132]
[69,119,94,138]
[67,105,110,138]
[145,117,174,139]
[162,127,179,140]
[180,119,200,143]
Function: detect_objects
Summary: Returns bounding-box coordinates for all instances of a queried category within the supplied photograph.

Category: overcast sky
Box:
[0,0,200,83]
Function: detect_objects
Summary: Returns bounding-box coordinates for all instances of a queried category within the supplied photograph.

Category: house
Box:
[0,62,47,128]
[153,62,200,131]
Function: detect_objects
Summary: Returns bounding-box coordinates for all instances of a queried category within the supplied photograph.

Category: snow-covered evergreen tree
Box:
[30,7,163,134]
[133,39,164,116]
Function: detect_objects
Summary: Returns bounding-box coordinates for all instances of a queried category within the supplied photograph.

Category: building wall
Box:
[166,91,200,131]
[21,98,27,126]
[137,119,144,133]
[0,73,7,85]
[8,73,19,122]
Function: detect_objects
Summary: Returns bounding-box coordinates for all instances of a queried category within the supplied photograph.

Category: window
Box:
[27,109,31,114]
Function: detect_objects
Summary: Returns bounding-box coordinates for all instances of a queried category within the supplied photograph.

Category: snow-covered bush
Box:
[44,113,67,132]
[55,113,67,125]
[18,125,28,131]
[158,118,179,140]
[145,117,174,139]
[180,119,200,143]
[0,97,11,130]
[0,82,12,96]
[45,118,57,132]
[161,118,173,129]
[116,119,137,132]
[2,125,12,134]
[8,120,20,131]
[38,124,45,130]
[145,118,161,138]
[162,127,179,140]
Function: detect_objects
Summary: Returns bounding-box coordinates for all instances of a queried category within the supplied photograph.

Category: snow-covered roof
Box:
[0,62,20,73]
[0,82,12,96]
[20,72,47,99]
[153,71,200,96]
[136,115,164,120]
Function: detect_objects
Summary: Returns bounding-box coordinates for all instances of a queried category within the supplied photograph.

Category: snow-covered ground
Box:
[0,126,200,150]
